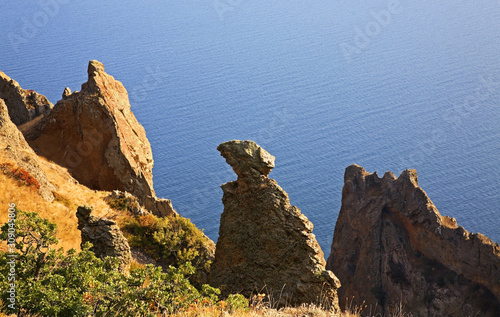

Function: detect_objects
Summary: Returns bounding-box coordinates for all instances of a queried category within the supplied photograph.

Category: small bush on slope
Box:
[120,214,214,286]
[0,209,226,317]
[0,163,40,189]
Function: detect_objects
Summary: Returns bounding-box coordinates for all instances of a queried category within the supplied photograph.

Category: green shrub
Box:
[226,294,250,313]
[121,214,214,285]
[0,209,221,317]
[107,195,133,211]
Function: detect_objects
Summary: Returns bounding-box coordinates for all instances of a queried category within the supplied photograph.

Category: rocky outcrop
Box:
[76,205,132,272]
[25,60,155,199]
[106,190,150,216]
[327,165,500,316]
[142,195,178,217]
[0,71,53,125]
[0,98,55,201]
[107,190,178,218]
[210,140,341,309]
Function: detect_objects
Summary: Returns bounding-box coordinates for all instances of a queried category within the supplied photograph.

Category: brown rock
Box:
[62,87,71,99]
[76,205,132,272]
[327,164,500,316]
[107,190,178,218]
[25,60,155,199]
[142,195,178,217]
[0,71,53,125]
[210,140,341,309]
[217,140,275,179]
[0,98,55,201]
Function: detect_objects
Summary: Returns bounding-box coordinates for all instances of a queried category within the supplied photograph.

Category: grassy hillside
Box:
[0,152,124,252]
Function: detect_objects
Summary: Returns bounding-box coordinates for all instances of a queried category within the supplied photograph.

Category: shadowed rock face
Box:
[210,140,341,309]
[327,164,500,316]
[0,98,55,201]
[76,206,132,272]
[25,60,155,199]
[0,71,53,126]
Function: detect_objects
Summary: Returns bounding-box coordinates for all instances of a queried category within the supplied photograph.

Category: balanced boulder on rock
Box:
[327,164,500,316]
[210,140,341,309]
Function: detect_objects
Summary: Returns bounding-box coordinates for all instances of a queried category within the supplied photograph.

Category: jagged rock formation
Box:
[0,71,53,125]
[327,165,500,316]
[142,195,178,217]
[210,140,341,309]
[0,98,55,201]
[76,205,132,272]
[107,190,178,217]
[25,60,155,199]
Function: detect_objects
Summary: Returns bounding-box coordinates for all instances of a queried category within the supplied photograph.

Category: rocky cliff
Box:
[76,205,132,272]
[0,98,55,201]
[210,140,341,309]
[0,71,53,125]
[25,61,155,200]
[327,164,500,316]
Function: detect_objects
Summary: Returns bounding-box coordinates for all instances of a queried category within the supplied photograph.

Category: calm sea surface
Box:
[1,1,499,254]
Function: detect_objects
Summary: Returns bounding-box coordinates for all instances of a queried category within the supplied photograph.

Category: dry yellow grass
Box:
[173,305,364,317]
[0,152,125,251]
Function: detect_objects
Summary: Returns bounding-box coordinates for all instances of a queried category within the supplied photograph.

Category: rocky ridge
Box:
[327,164,500,316]
[107,190,178,218]
[0,71,53,126]
[210,140,341,309]
[0,98,55,201]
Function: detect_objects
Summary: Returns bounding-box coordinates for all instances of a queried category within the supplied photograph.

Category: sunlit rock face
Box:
[25,60,155,200]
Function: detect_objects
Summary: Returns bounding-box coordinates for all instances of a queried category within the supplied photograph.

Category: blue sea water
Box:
[1,0,499,255]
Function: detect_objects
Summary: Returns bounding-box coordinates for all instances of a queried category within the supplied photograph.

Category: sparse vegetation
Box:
[0,154,126,251]
[52,192,76,209]
[0,163,40,189]
[106,194,134,211]
[120,214,214,286]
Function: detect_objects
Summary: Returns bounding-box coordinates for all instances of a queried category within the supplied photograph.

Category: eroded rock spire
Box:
[210,140,341,309]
